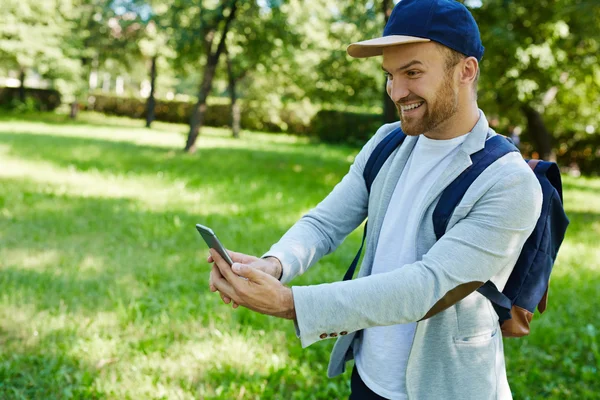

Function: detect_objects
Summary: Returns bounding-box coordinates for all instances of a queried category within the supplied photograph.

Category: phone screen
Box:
[196,224,234,266]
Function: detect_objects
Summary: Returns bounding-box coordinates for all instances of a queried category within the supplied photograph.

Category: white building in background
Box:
[89,70,98,90]
[102,73,111,93]
[0,70,49,89]
[140,79,151,98]
[1,64,171,100]
[115,76,124,95]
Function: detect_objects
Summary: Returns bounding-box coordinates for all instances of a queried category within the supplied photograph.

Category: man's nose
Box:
[387,79,410,104]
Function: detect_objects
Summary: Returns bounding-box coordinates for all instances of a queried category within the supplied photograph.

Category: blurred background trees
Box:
[0,1,76,104]
[474,0,600,164]
[1,0,598,172]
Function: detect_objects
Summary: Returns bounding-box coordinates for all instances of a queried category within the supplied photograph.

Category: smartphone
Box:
[196,224,234,266]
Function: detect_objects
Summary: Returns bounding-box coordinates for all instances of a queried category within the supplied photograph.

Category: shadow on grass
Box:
[0,110,186,133]
[0,177,353,387]
[0,182,298,321]
[0,177,597,321]
[195,363,350,400]
[0,326,104,399]
[0,131,351,200]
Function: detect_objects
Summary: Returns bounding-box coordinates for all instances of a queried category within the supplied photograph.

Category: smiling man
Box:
[209,0,542,399]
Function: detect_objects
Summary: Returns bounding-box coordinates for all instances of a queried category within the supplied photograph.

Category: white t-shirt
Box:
[354,132,469,399]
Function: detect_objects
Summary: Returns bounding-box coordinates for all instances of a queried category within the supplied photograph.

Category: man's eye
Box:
[407,70,420,77]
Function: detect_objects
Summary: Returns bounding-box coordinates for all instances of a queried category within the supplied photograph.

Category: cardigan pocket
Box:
[447,326,501,400]
[453,327,498,345]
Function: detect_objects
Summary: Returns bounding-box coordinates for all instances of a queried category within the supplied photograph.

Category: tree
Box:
[224,45,242,137]
[145,54,158,126]
[0,0,145,115]
[301,0,386,111]
[220,0,299,138]
[137,18,174,128]
[116,0,179,127]
[55,0,147,119]
[0,0,73,103]
[163,0,240,152]
[472,0,600,160]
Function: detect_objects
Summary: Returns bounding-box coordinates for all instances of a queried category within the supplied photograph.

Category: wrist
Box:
[265,256,283,280]
[283,287,296,321]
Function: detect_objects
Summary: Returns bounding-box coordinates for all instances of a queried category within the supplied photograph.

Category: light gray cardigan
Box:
[264,111,543,399]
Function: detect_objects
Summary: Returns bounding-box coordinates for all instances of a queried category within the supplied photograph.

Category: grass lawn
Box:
[0,111,598,399]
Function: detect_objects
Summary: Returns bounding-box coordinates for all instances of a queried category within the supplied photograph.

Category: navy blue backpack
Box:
[343,127,570,337]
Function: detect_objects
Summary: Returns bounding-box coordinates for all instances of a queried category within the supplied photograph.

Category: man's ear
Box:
[459,57,479,87]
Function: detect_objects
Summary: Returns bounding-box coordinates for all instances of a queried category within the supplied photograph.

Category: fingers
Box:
[209,264,221,292]
[212,264,236,301]
[209,252,238,308]
[210,264,233,302]
[231,263,269,284]
[208,250,257,265]
[211,248,237,282]
[220,291,231,304]
[209,249,249,309]
[228,250,259,265]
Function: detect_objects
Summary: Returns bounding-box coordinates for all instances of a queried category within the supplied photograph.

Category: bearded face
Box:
[382,43,463,137]
[395,67,459,136]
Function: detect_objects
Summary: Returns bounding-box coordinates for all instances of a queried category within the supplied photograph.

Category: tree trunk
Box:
[521,104,555,161]
[231,89,242,139]
[226,47,241,138]
[18,67,26,103]
[145,55,157,128]
[185,57,219,152]
[70,102,79,119]
[184,0,239,153]
[382,0,397,123]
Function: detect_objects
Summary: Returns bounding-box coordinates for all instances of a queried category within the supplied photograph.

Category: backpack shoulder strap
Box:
[431,134,519,322]
[363,127,406,194]
[343,126,406,281]
[527,159,564,203]
[432,134,520,240]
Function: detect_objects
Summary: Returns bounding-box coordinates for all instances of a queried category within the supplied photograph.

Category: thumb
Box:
[232,263,264,282]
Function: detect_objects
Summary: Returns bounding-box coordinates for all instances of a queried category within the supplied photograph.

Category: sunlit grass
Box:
[0,111,598,399]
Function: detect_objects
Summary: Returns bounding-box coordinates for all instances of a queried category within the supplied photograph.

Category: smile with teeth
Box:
[400,102,424,112]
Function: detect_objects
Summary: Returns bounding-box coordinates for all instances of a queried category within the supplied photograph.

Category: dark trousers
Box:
[349,365,389,400]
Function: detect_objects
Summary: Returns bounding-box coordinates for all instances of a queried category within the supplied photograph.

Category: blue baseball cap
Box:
[347,0,484,61]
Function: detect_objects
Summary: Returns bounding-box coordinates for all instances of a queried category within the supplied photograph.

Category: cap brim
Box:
[347,35,431,58]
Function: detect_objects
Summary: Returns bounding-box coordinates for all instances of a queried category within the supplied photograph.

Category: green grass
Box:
[0,111,598,399]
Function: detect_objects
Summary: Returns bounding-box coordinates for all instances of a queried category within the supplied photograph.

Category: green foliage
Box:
[302,0,385,109]
[1,0,598,165]
[473,0,600,148]
[89,94,230,126]
[0,87,61,111]
[0,0,157,106]
[0,0,75,75]
[243,97,317,135]
[555,135,600,176]
[220,0,300,86]
[0,112,598,398]
[87,94,313,134]
[311,109,382,145]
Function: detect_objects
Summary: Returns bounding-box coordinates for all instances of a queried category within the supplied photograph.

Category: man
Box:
[209,0,543,398]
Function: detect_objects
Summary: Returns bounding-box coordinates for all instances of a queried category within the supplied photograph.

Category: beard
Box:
[396,73,459,136]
